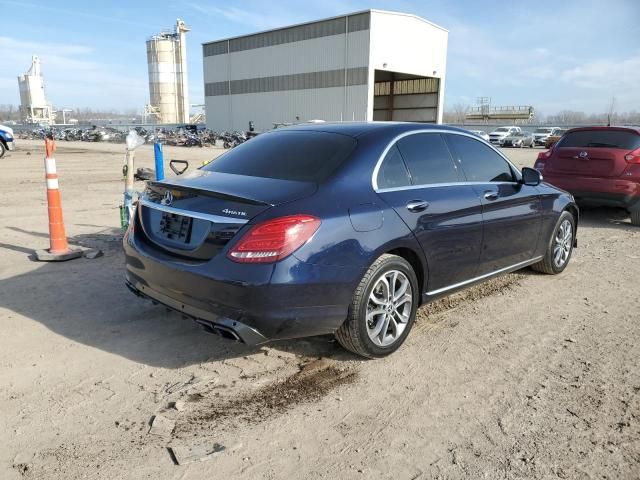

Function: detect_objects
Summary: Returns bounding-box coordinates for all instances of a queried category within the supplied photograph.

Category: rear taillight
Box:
[537,147,554,160]
[624,147,640,164]
[227,215,321,263]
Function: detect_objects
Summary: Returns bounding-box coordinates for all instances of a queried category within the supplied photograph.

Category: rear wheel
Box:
[631,210,640,226]
[335,254,419,358]
[531,211,575,274]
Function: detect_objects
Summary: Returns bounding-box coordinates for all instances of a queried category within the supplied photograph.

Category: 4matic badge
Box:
[222,208,247,217]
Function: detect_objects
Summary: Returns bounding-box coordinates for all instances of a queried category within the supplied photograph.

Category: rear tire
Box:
[335,254,419,359]
[631,210,640,226]
[531,211,575,275]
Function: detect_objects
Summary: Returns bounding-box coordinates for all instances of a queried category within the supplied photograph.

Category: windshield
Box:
[512,132,526,137]
[557,130,640,150]
[495,128,509,132]
[535,128,553,133]
[202,130,357,182]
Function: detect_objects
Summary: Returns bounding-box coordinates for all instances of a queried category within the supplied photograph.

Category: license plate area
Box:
[159,212,193,243]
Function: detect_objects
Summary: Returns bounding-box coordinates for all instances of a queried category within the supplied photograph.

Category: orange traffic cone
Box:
[35,136,82,261]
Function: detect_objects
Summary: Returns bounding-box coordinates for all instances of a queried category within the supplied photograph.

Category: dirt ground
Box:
[1,139,639,480]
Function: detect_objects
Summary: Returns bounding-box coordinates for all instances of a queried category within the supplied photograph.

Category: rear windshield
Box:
[535,128,553,133]
[202,130,357,182]
[558,130,640,150]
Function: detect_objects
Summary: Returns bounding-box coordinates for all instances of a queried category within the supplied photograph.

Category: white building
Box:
[18,56,55,125]
[203,10,448,131]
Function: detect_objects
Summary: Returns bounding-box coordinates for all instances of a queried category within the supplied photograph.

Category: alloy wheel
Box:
[553,219,573,268]
[366,270,413,347]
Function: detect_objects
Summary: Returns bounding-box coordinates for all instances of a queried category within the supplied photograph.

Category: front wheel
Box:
[631,210,640,226]
[335,254,419,358]
[531,211,575,274]
[0,142,6,158]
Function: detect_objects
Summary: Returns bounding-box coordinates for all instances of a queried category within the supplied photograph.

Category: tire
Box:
[335,254,419,358]
[631,210,640,226]
[0,142,5,158]
[531,211,575,275]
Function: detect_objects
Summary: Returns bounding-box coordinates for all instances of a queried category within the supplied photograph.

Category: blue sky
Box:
[1,0,638,115]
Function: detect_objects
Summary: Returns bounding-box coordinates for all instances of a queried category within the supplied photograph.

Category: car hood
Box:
[0,124,14,136]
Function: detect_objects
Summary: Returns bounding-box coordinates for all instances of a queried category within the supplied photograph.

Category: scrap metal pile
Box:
[16,127,250,149]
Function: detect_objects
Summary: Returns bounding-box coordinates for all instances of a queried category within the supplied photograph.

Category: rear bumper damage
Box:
[125,279,269,345]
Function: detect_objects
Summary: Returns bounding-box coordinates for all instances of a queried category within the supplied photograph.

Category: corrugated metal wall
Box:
[203,12,371,131]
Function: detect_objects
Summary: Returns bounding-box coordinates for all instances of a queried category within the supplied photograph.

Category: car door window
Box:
[376,144,411,189]
[396,133,460,185]
[446,134,516,183]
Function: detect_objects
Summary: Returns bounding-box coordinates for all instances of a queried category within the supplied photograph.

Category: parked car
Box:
[469,130,490,142]
[533,127,562,146]
[0,124,15,158]
[544,128,568,149]
[489,126,521,145]
[501,131,535,148]
[535,126,640,225]
[125,123,579,358]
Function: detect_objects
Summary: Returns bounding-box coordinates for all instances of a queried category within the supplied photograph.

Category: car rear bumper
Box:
[123,230,355,344]
[542,174,640,210]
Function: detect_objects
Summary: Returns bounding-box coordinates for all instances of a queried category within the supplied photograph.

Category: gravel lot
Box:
[1,139,639,479]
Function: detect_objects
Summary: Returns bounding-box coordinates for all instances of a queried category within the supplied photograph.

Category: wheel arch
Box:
[384,246,426,304]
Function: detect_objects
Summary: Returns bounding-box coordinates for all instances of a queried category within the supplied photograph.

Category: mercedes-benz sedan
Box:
[124,123,578,358]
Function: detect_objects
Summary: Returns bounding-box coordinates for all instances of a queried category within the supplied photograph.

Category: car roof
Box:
[275,121,472,138]
[563,125,640,135]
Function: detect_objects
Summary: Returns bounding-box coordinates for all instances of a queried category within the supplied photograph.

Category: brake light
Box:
[624,147,640,164]
[537,148,554,160]
[228,215,321,263]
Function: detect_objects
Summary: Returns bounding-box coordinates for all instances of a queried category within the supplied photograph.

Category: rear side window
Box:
[396,133,460,185]
[557,130,640,150]
[446,134,515,183]
[377,145,411,189]
[203,130,357,182]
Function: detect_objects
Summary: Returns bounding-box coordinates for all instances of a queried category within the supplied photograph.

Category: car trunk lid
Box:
[547,147,626,177]
[136,170,317,260]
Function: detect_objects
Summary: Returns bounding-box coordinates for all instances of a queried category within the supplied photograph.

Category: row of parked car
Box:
[470,126,567,148]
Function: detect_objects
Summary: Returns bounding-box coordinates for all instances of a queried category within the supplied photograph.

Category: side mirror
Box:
[522,167,542,186]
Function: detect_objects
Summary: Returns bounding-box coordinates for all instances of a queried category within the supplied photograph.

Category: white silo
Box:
[146,19,190,124]
[17,56,54,125]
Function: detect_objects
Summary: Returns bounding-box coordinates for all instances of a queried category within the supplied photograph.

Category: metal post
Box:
[122,148,136,229]
[154,142,165,180]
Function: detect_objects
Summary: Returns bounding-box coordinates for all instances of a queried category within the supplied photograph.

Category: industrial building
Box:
[18,56,54,125]
[146,19,191,124]
[203,10,448,131]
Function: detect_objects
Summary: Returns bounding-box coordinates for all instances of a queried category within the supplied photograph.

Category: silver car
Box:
[500,131,535,148]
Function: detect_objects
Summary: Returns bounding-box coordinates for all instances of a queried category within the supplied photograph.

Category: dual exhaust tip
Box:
[195,318,242,342]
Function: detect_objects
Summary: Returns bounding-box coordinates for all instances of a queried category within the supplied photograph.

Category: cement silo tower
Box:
[17,56,54,125]
[146,19,190,124]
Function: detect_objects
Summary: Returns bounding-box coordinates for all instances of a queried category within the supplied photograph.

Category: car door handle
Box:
[406,200,430,212]
[484,191,499,201]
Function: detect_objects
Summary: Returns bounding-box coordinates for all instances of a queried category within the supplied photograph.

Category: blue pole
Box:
[154,142,164,181]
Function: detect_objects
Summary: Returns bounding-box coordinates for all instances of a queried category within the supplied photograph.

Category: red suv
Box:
[534,126,640,225]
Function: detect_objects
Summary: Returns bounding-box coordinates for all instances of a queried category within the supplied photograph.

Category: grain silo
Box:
[17,56,54,125]
[146,19,190,124]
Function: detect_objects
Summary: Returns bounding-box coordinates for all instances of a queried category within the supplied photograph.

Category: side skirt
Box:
[421,256,544,304]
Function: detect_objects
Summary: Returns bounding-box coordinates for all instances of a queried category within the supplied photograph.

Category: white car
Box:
[469,130,490,142]
[0,124,15,158]
[489,126,521,145]
[532,127,562,146]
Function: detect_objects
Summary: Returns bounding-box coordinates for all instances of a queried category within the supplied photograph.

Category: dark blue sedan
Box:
[124,122,578,358]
